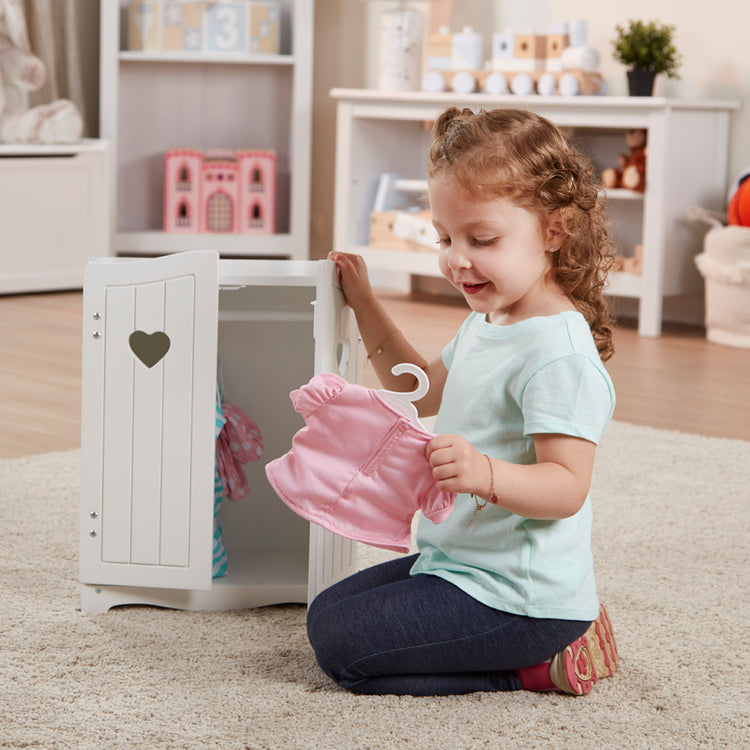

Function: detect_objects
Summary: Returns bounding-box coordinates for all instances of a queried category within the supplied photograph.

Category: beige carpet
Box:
[1,421,748,750]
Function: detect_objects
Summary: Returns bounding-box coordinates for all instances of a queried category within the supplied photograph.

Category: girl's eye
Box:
[437,236,451,247]
[473,237,498,247]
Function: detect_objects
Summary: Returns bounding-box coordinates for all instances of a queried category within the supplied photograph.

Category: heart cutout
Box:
[129,330,171,368]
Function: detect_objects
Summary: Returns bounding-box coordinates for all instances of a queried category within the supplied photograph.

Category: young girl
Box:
[307,107,619,697]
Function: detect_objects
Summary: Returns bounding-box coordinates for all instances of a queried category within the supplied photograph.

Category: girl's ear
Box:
[545,210,565,251]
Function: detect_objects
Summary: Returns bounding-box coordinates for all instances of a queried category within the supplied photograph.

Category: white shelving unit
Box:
[100,1,313,259]
[79,252,361,612]
[331,89,740,337]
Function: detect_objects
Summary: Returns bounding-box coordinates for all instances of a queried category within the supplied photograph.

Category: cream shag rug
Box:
[0,421,748,750]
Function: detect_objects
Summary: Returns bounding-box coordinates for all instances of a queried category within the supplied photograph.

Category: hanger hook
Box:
[381,363,429,403]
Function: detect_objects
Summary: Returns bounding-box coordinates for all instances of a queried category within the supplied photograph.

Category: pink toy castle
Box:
[164,147,276,234]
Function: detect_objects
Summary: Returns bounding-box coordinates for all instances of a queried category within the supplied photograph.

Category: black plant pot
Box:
[627,69,657,96]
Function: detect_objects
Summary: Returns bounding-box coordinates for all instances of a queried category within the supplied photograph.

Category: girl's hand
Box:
[328,251,375,310]
[425,434,488,497]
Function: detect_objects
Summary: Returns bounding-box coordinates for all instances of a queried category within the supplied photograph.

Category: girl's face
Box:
[429,174,568,325]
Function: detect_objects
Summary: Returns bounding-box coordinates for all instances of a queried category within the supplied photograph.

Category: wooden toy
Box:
[127,1,280,55]
[368,173,437,252]
[423,67,603,97]
[422,22,605,97]
[545,32,569,72]
[206,2,249,54]
[162,1,204,52]
[164,147,276,234]
[490,30,514,68]
[128,2,161,51]
[426,26,453,70]
[513,33,547,72]
[452,26,483,71]
[248,2,280,54]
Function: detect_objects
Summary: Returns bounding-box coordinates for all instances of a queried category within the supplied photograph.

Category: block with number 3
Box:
[206,2,249,53]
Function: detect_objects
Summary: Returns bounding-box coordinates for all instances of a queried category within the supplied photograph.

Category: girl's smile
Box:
[461,281,489,295]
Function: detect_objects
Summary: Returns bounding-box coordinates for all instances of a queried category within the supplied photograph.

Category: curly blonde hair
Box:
[428,107,616,361]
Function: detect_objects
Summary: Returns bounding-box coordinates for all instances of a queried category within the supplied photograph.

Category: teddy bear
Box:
[0,0,83,144]
[601,128,647,193]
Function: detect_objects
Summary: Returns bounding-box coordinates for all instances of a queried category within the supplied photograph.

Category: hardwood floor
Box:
[0,289,747,459]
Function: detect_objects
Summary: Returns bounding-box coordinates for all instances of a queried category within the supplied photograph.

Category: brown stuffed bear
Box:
[601,129,647,193]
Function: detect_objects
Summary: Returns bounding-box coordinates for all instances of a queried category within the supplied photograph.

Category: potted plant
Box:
[611,20,682,96]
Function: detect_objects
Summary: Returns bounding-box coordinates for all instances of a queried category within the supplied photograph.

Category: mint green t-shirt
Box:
[411,311,615,621]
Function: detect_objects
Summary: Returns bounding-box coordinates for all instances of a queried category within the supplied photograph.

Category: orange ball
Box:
[728,177,750,226]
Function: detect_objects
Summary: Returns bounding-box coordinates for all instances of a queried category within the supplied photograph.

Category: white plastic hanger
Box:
[377,363,429,424]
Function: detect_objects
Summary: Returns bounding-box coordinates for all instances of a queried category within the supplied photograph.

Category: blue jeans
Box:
[307,554,590,696]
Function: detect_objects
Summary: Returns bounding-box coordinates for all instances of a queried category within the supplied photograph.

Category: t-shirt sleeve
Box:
[521,356,615,444]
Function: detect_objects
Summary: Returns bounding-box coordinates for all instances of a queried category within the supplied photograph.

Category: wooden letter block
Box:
[128,2,161,51]
[206,2,249,53]
[249,2,280,54]
[162,1,205,52]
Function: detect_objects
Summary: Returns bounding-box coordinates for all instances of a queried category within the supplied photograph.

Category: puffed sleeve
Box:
[420,482,456,525]
[289,372,347,418]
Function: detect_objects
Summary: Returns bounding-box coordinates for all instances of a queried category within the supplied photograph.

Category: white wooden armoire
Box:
[79,252,360,613]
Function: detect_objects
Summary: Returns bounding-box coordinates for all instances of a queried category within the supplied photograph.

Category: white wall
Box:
[546,0,749,182]
[311,0,749,258]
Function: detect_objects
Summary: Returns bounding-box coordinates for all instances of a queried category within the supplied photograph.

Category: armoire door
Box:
[80,251,219,590]
[307,260,361,600]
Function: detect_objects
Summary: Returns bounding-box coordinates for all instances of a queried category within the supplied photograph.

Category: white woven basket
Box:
[695,225,750,348]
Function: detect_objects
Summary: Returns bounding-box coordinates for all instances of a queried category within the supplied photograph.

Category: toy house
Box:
[164,147,276,234]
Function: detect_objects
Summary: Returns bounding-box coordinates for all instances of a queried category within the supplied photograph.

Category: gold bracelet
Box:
[366,329,399,360]
[485,454,500,504]
[468,454,499,528]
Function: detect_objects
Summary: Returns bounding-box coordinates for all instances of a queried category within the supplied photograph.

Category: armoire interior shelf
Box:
[100,1,313,259]
[331,88,740,337]
[79,251,360,613]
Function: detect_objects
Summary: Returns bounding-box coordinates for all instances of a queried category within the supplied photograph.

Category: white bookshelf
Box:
[100,1,313,259]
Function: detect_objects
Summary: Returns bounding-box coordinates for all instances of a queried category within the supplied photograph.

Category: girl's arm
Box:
[329,252,447,417]
[425,432,596,520]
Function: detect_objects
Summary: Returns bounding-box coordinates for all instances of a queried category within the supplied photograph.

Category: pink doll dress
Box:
[265,372,455,553]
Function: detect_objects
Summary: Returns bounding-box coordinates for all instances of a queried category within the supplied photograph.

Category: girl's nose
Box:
[446,243,471,270]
